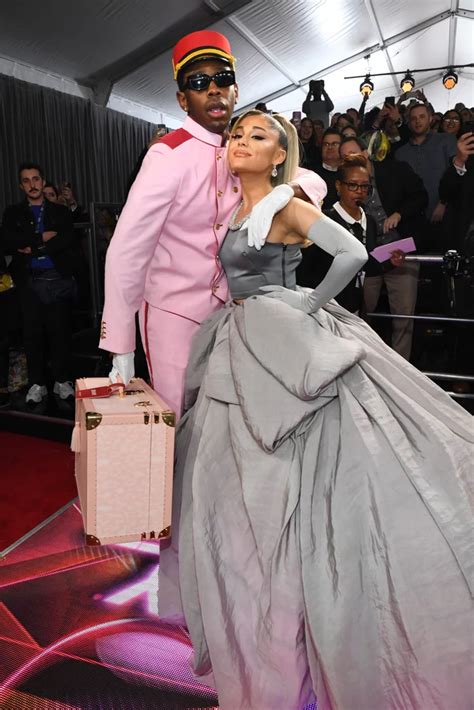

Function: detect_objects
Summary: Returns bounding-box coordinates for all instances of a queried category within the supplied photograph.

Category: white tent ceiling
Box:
[0,0,472,128]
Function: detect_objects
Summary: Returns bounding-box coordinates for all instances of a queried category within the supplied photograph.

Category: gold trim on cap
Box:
[174,48,236,79]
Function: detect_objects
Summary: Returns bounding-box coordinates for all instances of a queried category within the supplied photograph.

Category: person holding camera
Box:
[439,129,474,252]
[302,79,334,128]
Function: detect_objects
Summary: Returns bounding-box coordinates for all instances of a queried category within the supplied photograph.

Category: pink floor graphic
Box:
[0,502,218,709]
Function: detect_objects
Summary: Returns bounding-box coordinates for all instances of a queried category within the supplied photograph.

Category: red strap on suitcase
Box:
[75,383,125,399]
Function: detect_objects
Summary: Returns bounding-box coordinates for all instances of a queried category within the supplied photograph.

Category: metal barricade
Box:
[365,250,474,401]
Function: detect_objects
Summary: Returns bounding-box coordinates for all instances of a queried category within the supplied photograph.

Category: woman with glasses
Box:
[322,155,393,313]
[440,109,463,138]
[162,108,473,710]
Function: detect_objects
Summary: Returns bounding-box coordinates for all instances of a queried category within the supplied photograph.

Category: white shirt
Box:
[333,201,367,233]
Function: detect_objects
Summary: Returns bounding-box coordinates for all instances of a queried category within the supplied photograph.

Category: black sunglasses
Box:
[183,70,236,92]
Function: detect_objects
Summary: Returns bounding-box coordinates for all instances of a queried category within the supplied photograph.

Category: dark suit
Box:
[1,200,75,386]
[362,160,428,360]
[372,158,428,249]
[2,200,75,285]
[439,156,474,252]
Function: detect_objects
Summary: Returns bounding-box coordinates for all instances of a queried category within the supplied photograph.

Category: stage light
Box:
[400,72,415,93]
[443,69,458,90]
[360,75,374,96]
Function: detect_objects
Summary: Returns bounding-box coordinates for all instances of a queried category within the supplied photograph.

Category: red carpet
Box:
[0,432,76,551]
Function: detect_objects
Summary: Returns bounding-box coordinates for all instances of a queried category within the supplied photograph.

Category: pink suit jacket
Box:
[100,116,327,355]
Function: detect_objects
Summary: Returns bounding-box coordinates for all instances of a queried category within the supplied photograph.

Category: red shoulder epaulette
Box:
[158,129,193,150]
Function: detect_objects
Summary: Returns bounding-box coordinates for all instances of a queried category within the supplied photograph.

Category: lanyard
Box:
[29,202,45,234]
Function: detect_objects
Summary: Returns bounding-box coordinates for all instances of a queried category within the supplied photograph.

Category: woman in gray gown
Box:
[159,110,473,710]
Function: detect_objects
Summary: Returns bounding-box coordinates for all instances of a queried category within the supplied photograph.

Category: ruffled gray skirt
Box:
[159,298,473,710]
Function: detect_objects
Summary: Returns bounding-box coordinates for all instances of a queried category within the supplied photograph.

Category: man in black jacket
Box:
[1,163,76,404]
[439,131,474,252]
[336,138,428,359]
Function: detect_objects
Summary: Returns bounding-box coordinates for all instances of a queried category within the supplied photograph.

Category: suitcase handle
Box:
[75,382,125,399]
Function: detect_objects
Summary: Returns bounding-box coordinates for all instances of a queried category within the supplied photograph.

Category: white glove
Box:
[260,215,367,313]
[109,352,135,385]
[247,184,294,251]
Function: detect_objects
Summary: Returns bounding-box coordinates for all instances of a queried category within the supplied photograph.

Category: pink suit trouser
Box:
[139,303,201,419]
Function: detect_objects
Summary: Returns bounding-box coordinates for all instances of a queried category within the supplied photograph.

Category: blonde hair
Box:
[230,110,299,186]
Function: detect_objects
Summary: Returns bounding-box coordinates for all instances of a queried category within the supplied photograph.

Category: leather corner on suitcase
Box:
[86,534,101,545]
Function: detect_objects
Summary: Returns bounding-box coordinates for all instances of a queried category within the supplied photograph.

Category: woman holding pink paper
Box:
[323,154,406,313]
[338,135,428,359]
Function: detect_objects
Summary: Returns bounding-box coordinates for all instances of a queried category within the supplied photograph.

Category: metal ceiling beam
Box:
[236,9,454,113]
[80,0,252,106]
[457,7,474,18]
[448,0,459,67]
[364,0,399,93]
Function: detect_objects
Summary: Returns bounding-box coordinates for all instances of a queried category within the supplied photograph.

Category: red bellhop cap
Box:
[172,30,236,80]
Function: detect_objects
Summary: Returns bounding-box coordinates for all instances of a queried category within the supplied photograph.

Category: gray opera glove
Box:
[109,351,135,385]
[260,215,367,313]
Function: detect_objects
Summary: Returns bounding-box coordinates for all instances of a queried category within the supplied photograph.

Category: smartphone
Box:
[291,111,302,129]
[385,96,395,106]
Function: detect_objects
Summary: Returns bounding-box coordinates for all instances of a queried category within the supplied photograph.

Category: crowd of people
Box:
[291,89,474,359]
[1,85,473,410]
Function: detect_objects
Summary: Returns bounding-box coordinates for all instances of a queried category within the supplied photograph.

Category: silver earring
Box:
[271,165,278,177]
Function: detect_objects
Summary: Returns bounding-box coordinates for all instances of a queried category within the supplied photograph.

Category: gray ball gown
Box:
[159,225,473,710]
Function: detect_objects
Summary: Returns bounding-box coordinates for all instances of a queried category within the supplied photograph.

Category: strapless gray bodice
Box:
[219,226,302,300]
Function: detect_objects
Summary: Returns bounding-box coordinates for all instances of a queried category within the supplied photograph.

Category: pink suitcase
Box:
[72,377,175,546]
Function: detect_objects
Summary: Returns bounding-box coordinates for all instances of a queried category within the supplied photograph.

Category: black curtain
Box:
[0,74,155,212]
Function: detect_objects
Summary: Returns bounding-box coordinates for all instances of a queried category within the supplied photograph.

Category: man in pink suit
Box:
[100,30,326,417]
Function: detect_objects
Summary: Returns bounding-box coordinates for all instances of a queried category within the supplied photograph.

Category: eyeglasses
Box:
[322,141,341,148]
[443,117,460,123]
[183,70,236,92]
[341,181,373,194]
